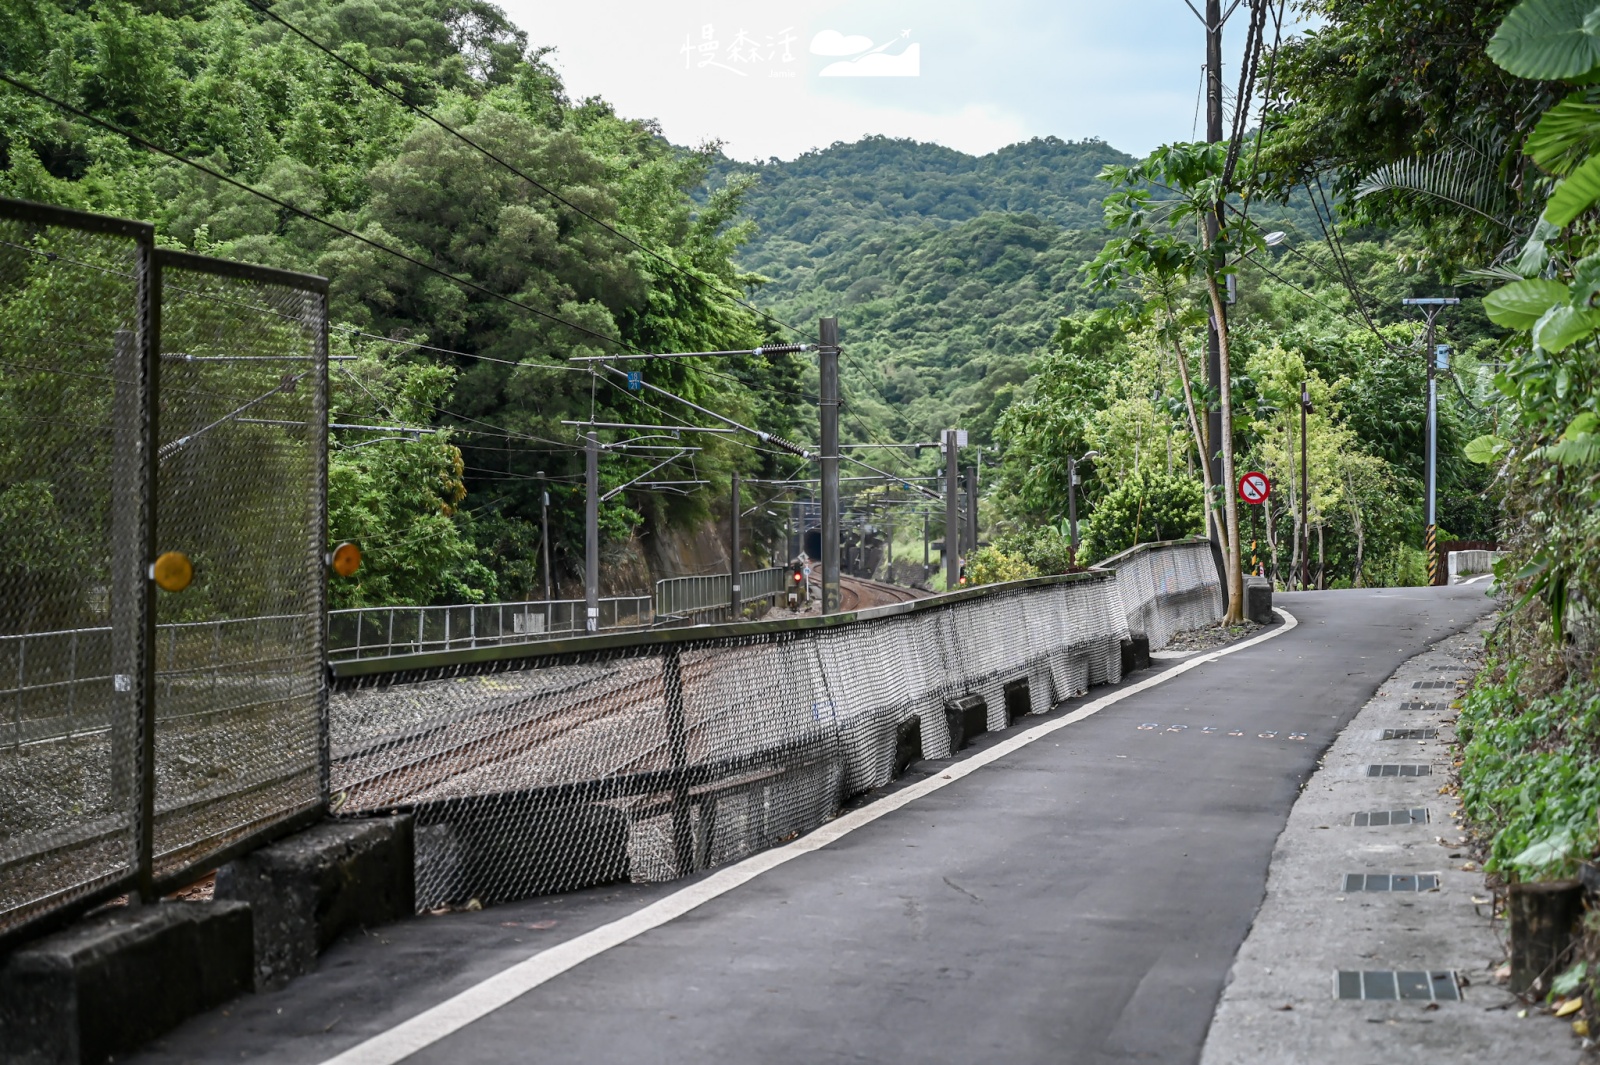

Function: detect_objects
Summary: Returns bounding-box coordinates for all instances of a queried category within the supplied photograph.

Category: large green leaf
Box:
[1545,151,1600,223]
[1463,434,1511,464]
[1488,0,1600,81]
[1533,303,1600,350]
[1525,91,1600,174]
[1483,278,1570,327]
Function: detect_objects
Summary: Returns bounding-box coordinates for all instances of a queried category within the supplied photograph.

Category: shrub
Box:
[1078,469,1204,564]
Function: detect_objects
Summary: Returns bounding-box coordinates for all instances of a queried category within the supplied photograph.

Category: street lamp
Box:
[1068,450,1099,557]
[1402,297,1460,585]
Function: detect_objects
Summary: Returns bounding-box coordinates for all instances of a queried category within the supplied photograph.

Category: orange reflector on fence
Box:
[152,551,193,592]
[331,541,362,577]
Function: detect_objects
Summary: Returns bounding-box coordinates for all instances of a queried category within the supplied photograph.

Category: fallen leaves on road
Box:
[1554,998,1583,1018]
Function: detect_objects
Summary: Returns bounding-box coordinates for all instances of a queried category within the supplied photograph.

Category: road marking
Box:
[1461,573,1493,585]
[319,608,1300,1065]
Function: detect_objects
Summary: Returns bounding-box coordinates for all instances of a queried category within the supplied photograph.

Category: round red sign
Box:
[1239,471,1271,505]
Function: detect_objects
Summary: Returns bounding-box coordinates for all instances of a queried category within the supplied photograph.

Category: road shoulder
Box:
[1200,616,1581,1063]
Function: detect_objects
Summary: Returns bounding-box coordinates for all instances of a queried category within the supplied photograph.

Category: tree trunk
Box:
[1345,471,1365,588]
[1317,523,1325,590]
[1204,278,1243,622]
[1264,498,1278,587]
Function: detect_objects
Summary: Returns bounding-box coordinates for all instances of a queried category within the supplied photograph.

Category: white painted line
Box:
[1461,573,1494,585]
[320,608,1300,1065]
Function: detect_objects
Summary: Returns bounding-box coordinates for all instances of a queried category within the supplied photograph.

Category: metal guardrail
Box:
[327,597,653,662]
[655,566,788,621]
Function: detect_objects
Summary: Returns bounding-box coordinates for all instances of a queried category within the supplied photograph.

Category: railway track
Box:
[838,576,927,612]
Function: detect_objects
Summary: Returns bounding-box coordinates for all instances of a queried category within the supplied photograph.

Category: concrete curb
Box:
[1199,617,1581,1062]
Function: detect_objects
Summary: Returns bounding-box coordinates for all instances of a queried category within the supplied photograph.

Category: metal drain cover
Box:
[1411,680,1455,690]
[1381,728,1438,740]
[1342,873,1440,892]
[1351,808,1429,827]
[1336,970,1459,1001]
[1399,701,1442,712]
[1367,764,1431,777]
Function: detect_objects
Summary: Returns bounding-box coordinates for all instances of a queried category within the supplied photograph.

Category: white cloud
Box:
[819,44,920,77]
[809,30,874,56]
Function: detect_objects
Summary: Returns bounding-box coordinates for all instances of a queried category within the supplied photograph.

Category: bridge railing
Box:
[654,566,788,622]
[327,597,653,661]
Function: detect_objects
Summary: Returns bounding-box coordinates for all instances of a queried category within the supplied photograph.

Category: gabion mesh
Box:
[330,571,1143,911]
[1100,538,1226,649]
[0,208,149,936]
[149,258,327,878]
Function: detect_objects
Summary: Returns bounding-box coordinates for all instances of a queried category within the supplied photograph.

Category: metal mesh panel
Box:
[330,572,1145,911]
[0,206,150,935]
[1101,539,1225,649]
[149,255,327,878]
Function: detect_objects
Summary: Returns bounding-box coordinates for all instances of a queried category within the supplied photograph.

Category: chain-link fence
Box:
[328,597,653,661]
[1099,537,1227,649]
[328,570,1136,910]
[0,198,328,945]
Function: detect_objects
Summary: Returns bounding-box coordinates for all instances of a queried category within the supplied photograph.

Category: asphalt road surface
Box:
[129,585,1496,1065]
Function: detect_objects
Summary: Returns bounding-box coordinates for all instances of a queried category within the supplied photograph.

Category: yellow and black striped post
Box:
[1425,524,1437,586]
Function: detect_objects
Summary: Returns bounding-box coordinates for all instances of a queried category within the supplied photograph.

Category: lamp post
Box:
[1402,297,1459,586]
[1068,450,1099,558]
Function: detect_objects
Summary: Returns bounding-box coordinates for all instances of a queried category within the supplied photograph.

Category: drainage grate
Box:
[1351,808,1429,827]
[1411,680,1456,690]
[1381,728,1438,740]
[1342,873,1440,892]
[1399,701,1442,712]
[1336,970,1459,1001]
[1366,764,1431,777]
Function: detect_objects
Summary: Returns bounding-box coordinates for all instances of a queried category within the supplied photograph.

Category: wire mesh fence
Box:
[328,569,1143,910]
[328,597,653,661]
[1098,537,1227,649]
[0,198,329,944]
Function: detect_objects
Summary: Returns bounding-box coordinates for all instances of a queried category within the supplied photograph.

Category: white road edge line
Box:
[321,607,1301,1065]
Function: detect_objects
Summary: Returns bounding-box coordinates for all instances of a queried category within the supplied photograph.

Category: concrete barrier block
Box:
[1120,633,1151,674]
[1244,577,1273,625]
[213,815,413,990]
[0,900,252,1064]
[944,693,987,753]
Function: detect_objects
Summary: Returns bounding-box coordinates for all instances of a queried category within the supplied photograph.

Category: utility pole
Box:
[1205,0,1226,546]
[923,512,930,582]
[944,429,960,590]
[1403,298,1459,586]
[819,317,841,614]
[1299,384,1311,592]
[964,464,979,567]
[729,469,741,620]
[1067,450,1098,558]
[584,432,599,632]
[538,470,552,601]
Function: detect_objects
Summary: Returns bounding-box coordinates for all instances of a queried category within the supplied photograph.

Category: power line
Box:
[238,0,807,343]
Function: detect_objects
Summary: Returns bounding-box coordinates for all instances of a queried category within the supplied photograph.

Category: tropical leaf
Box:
[1533,303,1600,350]
[1483,278,1570,327]
[1544,151,1600,223]
[1353,142,1512,227]
[1487,0,1600,81]
[1464,434,1512,464]
[1525,91,1600,174]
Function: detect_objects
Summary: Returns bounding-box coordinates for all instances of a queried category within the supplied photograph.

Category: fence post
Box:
[819,318,841,613]
[662,647,695,873]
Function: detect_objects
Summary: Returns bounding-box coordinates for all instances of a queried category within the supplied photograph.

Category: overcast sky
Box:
[493,0,1298,161]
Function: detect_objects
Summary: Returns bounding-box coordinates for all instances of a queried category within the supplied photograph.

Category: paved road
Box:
[130,585,1496,1065]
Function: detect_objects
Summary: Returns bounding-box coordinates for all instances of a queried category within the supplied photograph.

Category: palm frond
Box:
[1353,143,1513,229]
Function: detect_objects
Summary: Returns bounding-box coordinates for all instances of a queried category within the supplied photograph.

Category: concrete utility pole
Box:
[1403,298,1459,585]
[729,469,741,619]
[584,432,599,632]
[819,318,841,614]
[538,470,552,601]
[964,464,979,568]
[923,512,930,582]
[1205,0,1226,545]
[944,430,960,590]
